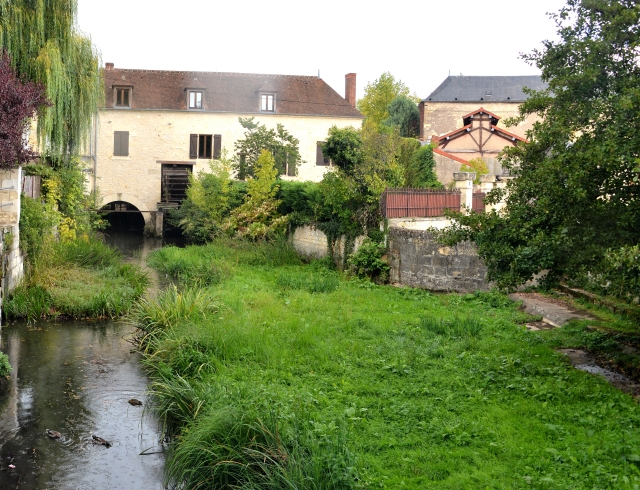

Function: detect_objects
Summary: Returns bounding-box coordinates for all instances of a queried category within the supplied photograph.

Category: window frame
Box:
[260,93,276,113]
[113,86,132,108]
[198,134,212,159]
[188,90,204,110]
[190,133,221,160]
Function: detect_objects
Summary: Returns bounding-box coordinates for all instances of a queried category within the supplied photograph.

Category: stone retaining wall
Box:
[388,227,489,292]
[0,168,25,321]
[290,225,365,268]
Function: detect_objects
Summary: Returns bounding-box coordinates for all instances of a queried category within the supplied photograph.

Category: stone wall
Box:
[0,168,25,320]
[90,109,363,225]
[290,225,365,268]
[420,101,538,140]
[387,227,490,292]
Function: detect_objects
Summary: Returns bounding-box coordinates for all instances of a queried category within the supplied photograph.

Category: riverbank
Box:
[130,239,640,489]
[5,238,147,322]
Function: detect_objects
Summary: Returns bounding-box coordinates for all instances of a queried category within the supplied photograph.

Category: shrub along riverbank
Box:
[131,240,640,489]
[5,238,147,322]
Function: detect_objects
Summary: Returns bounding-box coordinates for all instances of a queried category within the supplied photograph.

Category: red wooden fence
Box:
[380,189,461,218]
[472,191,486,213]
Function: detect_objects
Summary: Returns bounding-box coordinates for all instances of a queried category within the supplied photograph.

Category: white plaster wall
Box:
[387,217,453,231]
[91,109,362,212]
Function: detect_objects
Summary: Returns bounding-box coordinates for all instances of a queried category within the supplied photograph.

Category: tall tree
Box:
[357,72,418,130]
[382,95,420,137]
[0,51,50,169]
[0,0,102,159]
[233,117,301,179]
[441,0,640,293]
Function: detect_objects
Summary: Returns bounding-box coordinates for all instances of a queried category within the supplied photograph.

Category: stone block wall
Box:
[291,225,365,267]
[388,227,489,292]
[0,168,25,321]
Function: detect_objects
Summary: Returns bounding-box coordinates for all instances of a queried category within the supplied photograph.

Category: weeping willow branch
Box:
[0,0,102,161]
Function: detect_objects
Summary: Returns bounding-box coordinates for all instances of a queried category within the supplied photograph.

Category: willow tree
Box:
[0,0,102,160]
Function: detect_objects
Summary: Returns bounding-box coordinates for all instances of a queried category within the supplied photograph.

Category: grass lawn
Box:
[132,240,640,489]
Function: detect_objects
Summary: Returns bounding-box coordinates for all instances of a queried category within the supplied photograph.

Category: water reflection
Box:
[0,233,179,489]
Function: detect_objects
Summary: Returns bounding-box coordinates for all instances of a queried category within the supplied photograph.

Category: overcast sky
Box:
[76,0,566,102]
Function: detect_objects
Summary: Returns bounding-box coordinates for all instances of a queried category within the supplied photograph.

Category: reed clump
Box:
[5,238,147,322]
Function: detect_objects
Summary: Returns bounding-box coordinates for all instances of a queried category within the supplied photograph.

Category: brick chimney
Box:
[345,73,356,107]
[105,62,114,70]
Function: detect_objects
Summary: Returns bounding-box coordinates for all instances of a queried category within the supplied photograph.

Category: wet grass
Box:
[5,239,147,322]
[132,239,640,489]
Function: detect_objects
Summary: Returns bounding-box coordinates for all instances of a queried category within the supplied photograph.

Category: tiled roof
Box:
[423,75,548,103]
[103,67,363,118]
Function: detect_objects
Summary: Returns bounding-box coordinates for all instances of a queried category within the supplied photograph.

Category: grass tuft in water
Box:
[165,409,356,490]
[128,285,219,349]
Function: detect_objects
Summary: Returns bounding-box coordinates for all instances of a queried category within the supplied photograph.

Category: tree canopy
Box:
[357,72,418,130]
[233,117,301,180]
[441,0,640,296]
[382,95,420,137]
[0,51,50,169]
[0,0,102,159]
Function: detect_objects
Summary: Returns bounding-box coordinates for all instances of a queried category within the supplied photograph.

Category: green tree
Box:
[440,0,640,293]
[357,72,418,130]
[382,95,420,137]
[170,152,248,243]
[233,117,301,179]
[321,126,362,175]
[459,157,489,184]
[0,0,102,158]
[318,124,405,236]
[407,144,441,188]
[228,150,288,240]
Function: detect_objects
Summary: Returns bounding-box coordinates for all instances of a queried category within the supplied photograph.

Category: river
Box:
[0,232,181,489]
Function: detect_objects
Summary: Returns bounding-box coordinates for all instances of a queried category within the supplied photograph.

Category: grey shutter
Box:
[121,131,129,156]
[213,134,222,159]
[316,142,328,166]
[189,134,198,159]
[286,153,296,176]
[114,131,129,156]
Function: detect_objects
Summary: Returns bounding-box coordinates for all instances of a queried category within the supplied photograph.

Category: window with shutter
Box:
[316,142,330,166]
[114,131,129,156]
[198,135,212,158]
[213,135,222,159]
[189,134,198,159]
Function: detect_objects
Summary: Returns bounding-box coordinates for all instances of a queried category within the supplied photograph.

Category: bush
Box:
[459,157,489,184]
[0,352,12,377]
[347,238,389,282]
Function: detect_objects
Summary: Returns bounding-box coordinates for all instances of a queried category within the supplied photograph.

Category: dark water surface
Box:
[0,232,182,489]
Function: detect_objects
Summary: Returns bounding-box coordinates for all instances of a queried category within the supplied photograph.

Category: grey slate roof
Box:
[423,76,548,103]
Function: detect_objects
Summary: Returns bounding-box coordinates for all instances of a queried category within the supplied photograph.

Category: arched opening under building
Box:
[100,201,145,233]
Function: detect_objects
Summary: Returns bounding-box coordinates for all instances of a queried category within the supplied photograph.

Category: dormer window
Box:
[114,87,131,108]
[260,93,275,112]
[188,90,204,110]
